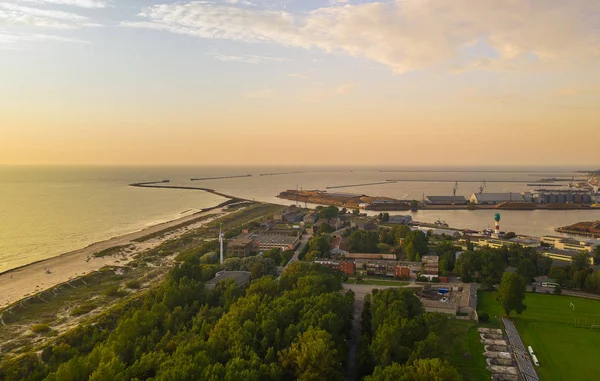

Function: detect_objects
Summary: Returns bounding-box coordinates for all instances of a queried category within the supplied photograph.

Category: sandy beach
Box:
[0,207,228,309]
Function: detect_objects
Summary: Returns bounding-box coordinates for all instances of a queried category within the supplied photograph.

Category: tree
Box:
[402,231,428,262]
[454,251,478,282]
[517,259,536,282]
[572,252,592,271]
[349,230,380,253]
[340,208,347,215]
[378,213,390,222]
[352,209,360,216]
[318,206,339,220]
[496,272,527,317]
[279,328,343,381]
[365,359,461,381]
[308,235,332,257]
[594,246,600,265]
[318,223,335,235]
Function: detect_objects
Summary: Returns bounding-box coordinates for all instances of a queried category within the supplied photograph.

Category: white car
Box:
[440,297,449,303]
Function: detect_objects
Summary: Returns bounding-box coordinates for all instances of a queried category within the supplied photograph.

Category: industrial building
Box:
[425,196,468,205]
[541,236,596,253]
[470,237,539,249]
[388,215,412,224]
[535,191,592,204]
[469,192,525,204]
[540,249,594,266]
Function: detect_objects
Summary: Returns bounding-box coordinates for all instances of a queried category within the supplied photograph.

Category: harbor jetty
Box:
[259,171,305,177]
[555,221,600,239]
[191,174,252,181]
[129,181,249,202]
[326,181,396,189]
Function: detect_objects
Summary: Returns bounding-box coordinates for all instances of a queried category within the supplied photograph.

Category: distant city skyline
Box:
[1,0,599,166]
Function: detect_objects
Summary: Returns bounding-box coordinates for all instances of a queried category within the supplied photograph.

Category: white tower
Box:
[219,224,224,264]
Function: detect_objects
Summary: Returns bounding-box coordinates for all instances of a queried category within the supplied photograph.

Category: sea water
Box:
[1,165,598,272]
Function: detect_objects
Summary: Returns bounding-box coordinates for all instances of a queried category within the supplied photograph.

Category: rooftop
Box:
[425,196,468,202]
[471,192,525,202]
[205,271,251,288]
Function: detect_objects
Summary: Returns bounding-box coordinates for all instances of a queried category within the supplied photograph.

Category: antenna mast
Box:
[219,223,224,265]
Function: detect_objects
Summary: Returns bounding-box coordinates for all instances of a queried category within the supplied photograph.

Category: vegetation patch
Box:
[70,302,97,316]
[125,280,141,289]
[30,324,51,334]
[93,245,131,258]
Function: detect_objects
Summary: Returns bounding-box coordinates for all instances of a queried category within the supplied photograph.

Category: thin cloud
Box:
[0,31,87,44]
[336,82,357,95]
[0,2,101,29]
[207,53,290,63]
[122,0,600,74]
[242,88,283,99]
[18,0,112,8]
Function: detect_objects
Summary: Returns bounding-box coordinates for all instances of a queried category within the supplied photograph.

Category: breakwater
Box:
[259,171,305,176]
[191,174,252,181]
[129,182,250,202]
[326,181,396,189]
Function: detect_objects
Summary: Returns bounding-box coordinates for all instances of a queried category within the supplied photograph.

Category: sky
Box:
[1,0,599,166]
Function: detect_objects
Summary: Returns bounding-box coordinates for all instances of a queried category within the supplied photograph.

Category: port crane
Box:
[479,180,487,194]
[452,181,458,196]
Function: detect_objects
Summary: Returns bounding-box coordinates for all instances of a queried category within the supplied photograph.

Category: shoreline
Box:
[0,200,237,308]
[0,198,237,277]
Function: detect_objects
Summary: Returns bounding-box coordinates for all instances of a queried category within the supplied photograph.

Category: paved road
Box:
[285,234,311,268]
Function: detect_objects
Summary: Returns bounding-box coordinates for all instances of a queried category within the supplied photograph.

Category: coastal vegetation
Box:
[93,245,133,258]
[30,324,51,334]
[0,202,284,365]
[358,288,464,380]
[0,261,353,381]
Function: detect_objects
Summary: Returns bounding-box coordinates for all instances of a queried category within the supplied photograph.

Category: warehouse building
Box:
[425,196,468,205]
[469,192,525,205]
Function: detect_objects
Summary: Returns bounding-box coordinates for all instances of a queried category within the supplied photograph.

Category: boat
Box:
[434,219,449,227]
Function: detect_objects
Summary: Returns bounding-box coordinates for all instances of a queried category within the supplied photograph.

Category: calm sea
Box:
[1,165,598,272]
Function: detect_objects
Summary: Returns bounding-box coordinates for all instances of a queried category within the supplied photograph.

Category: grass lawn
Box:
[439,320,490,381]
[478,291,600,381]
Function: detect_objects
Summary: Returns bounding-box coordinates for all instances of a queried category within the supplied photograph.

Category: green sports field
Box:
[478,291,600,381]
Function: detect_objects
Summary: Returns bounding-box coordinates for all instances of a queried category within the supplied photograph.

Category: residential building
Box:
[314,259,355,275]
[351,219,378,230]
[303,212,318,224]
[425,196,468,205]
[469,192,525,204]
[344,253,397,260]
[422,255,439,275]
[226,237,259,257]
[253,234,299,251]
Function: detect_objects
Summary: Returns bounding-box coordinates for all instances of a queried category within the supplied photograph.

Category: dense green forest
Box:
[359,288,461,381]
[0,260,353,381]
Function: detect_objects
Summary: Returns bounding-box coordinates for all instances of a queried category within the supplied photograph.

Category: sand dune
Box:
[0,207,226,309]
